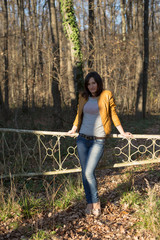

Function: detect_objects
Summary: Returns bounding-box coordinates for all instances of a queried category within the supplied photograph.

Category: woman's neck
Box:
[90,95,99,99]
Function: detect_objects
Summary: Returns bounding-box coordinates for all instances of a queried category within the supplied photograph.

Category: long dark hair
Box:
[82,71,103,99]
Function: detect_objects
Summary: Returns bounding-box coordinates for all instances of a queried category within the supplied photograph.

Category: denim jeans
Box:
[77,135,105,204]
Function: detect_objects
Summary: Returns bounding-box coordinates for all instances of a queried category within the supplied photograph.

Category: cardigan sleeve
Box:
[73,111,79,127]
[109,93,121,127]
[73,94,81,127]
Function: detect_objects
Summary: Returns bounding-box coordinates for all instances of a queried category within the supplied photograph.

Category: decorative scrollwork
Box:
[0,129,160,178]
[114,137,160,165]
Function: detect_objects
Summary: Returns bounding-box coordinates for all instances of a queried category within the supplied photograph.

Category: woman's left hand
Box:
[121,132,133,138]
[116,125,133,139]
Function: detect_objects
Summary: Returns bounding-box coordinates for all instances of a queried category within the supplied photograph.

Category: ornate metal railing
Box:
[0,128,160,178]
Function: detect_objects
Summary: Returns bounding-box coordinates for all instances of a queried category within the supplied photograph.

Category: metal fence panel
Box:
[0,128,160,178]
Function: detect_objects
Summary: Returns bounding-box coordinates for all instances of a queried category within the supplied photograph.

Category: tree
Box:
[143,0,149,118]
[120,0,126,41]
[88,0,94,70]
[18,0,28,109]
[135,0,149,119]
[135,0,144,118]
[3,0,9,112]
[60,0,83,103]
[48,0,62,118]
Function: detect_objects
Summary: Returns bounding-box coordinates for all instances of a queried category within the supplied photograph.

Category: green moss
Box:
[60,0,82,62]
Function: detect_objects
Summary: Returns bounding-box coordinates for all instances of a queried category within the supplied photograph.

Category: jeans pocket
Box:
[95,139,105,145]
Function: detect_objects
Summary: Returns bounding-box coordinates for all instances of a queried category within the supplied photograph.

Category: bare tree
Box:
[18,0,28,109]
[3,0,9,112]
[120,0,126,41]
[143,0,149,118]
[60,0,83,105]
[48,0,62,118]
[135,0,144,118]
[88,0,94,70]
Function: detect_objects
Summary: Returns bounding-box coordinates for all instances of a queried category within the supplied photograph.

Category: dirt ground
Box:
[0,166,159,240]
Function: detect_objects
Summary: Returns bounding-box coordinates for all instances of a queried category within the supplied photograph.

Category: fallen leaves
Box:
[0,167,159,239]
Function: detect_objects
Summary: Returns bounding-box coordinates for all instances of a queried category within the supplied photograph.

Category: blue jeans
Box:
[77,135,105,204]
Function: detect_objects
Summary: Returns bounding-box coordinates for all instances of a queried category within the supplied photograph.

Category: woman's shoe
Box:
[92,201,101,217]
[85,203,93,215]
[92,208,101,217]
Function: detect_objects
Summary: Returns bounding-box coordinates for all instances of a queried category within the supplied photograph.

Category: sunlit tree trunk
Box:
[135,0,144,118]
[88,0,94,70]
[143,0,149,118]
[60,0,83,103]
[132,0,137,32]
[110,0,116,34]
[120,0,126,41]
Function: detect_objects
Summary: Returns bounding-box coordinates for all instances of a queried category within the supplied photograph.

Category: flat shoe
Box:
[85,204,93,215]
[92,208,101,217]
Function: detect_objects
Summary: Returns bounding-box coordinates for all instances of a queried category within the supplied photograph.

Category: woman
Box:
[68,71,132,216]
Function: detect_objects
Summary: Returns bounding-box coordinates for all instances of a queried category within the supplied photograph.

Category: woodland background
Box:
[0,0,160,130]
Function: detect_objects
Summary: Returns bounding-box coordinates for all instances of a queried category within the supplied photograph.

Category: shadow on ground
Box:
[1,165,160,239]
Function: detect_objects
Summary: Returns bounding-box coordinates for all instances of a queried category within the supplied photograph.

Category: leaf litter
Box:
[1,166,159,239]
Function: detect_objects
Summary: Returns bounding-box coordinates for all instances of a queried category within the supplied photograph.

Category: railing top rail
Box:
[1,127,160,179]
[0,128,160,139]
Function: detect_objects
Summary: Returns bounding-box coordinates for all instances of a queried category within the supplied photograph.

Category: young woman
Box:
[68,71,132,216]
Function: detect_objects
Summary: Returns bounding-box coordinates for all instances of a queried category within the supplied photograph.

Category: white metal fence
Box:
[0,128,160,178]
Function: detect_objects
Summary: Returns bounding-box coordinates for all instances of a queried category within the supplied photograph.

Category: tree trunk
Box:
[132,0,137,32]
[59,17,69,106]
[126,0,133,33]
[110,1,116,34]
[88,0,94,70]
[48,0,62,120]
[143,0,149,118]
[135,0,144,118]
[120,0,126,41]
[60,0,83,102]
[18,0,28,110]
[48,0,59,46]
[3,0,9,112]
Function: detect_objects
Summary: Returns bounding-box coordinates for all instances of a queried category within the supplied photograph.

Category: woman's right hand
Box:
[68,125,77,135]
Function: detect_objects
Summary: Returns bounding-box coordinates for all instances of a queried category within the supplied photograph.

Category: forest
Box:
[1,1,160,239]
[0,0,160,129]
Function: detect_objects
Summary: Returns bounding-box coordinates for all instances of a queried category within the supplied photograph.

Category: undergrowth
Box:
[1,115,160,238]
[120,176,160,238]
[0,174,83,229]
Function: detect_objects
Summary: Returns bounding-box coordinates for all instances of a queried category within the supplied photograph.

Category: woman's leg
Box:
[77,136,91,203]
[84,139,104,203]
[77,136,104,204]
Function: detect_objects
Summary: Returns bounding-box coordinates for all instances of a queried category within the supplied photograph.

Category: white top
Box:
[79,97,106,137]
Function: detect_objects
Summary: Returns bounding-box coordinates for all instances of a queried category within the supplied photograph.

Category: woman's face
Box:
[87,77,98,96]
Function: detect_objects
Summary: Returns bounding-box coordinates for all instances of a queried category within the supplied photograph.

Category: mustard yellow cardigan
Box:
[73,90,121,135]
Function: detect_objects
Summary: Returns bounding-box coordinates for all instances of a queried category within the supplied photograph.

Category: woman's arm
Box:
[116,125,133,138]
[68,125,77,134]
[68,93,84,135]
[109,92,121,127]
[108,92,133,138]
